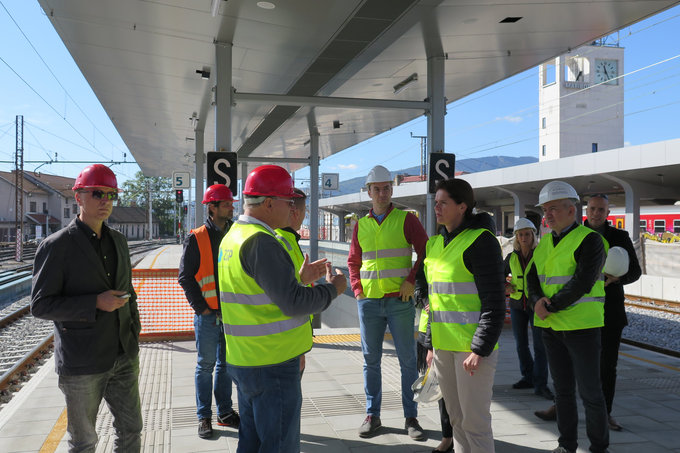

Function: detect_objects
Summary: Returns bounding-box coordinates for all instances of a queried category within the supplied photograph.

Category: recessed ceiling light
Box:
[463,18,478,24]
[257,2,275,9]
[500,17,522,23]
[372,83,383,87]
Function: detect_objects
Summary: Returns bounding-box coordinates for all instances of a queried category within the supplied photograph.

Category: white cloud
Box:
[496,115,522,124]
[338,164,357,170]
[624,141,632,147]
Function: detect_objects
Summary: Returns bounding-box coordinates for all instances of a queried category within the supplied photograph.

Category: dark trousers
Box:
[600,323,624,415]
[542,327,609,453]
[439,398,452,438]
[510,307,549,389]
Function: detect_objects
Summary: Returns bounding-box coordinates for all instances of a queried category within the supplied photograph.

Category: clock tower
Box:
[538,44,624,161]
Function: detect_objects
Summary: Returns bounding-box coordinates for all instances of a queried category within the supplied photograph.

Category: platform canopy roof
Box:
[39,0,680,178]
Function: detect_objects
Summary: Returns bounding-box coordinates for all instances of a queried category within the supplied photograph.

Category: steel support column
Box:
[426,56,446,236]
[602,174,640,241]
[195,129,205,225]
[309,129,320,261]
[215,43,232,153]
[239,161,247,216]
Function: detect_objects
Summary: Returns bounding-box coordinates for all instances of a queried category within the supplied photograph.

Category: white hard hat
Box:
[536,180,580,207]
[366,165,392,186]
[513,218,537,234]
[411,367,443,403]
[603,246,629,277]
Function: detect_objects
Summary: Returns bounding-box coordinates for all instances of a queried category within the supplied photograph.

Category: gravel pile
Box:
[624,301,680,353]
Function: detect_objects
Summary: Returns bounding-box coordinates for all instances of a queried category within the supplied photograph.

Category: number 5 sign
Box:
[321,173,339,191]
[172,171,191,189]
[207,152,238,196]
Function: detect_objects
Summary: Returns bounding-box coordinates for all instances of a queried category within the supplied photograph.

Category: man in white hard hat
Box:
[347,165,428,440]
[525,181,609,453]
[535,194,642,432]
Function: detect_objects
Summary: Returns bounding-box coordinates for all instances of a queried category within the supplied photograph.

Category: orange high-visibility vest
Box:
[190,225,219,309]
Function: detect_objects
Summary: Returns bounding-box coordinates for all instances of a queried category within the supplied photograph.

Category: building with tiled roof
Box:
[108,206,160,239]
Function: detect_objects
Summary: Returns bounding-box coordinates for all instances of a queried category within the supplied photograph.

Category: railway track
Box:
[0,239,175,403]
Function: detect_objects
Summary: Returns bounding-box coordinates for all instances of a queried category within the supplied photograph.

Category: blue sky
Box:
[1,2,679,189]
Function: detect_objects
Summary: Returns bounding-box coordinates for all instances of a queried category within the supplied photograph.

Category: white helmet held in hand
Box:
[603,246,629,277]
[366,165,392,187]
[513,218,537,234]
[412,367,443,403]
[536,180,580,207]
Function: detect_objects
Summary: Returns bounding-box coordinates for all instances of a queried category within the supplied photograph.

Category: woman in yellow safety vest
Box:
[415,178,506,453]
[504,219,554,400]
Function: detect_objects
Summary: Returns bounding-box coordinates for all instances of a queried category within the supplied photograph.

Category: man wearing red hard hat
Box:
[218,165,347,452]
[178,184,240,439]
[31,164,143,452]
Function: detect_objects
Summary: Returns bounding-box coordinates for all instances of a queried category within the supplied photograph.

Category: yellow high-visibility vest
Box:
[358,208,412,298]
[533,224,606,331]
[425,228,498,352]
[218,222,312,366]
[508,252,525,301]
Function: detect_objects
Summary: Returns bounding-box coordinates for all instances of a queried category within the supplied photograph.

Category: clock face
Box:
[595,59,618,85]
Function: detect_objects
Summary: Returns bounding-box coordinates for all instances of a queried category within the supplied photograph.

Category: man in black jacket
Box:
[584,194,642,430]
[31,164,142,453]
[178,184,240,439]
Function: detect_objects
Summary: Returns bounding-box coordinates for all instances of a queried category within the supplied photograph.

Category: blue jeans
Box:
[58,354,142,453]
[195,312,233,420]
[358,297,418,418]
[510,307,549,390]
[228,358,301,453]
[542,327,609,453]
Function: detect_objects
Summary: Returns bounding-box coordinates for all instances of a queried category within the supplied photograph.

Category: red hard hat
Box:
[72,164,121,192]
[243,165,302,198]
[203,184,237,204]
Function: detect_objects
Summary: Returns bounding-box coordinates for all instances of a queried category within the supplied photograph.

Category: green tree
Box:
[119,171,174,235]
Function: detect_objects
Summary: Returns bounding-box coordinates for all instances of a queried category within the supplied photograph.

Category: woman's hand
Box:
[463,352,483,376]
[426,349,434,368]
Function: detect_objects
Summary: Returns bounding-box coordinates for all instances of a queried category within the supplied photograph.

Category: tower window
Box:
[592,143,598,153]
[542,60,557,86]
[542,118,546,129]
[542,145,546,156]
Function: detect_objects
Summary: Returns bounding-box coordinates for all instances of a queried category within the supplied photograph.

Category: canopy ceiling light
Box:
[196,69,211,79]
[393,73,418,95]
[210,0,222,17]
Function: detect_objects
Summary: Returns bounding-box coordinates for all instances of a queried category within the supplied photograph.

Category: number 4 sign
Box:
[321,173,339,191]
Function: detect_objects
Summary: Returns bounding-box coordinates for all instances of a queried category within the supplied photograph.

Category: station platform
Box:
[1,328,679,453]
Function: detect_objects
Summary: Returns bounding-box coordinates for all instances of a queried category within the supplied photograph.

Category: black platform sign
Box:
[428,152,456,194]
[207,152,238,196]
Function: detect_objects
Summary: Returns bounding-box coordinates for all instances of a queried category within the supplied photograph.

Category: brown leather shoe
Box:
[608,415,623,431]
[534,404,557,421]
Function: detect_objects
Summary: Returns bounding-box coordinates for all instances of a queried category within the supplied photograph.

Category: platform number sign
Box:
[207,152,238,196]
[322,173,339,191]
[428,152,456,194]
[172,171,191,189]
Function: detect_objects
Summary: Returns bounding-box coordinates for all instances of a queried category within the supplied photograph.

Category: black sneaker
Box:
[217,410,240,428]
[405,417,426,440]
[512,379,534,389]
[198,418,213,439]
[358,415,382,438]
[535,387,555,400]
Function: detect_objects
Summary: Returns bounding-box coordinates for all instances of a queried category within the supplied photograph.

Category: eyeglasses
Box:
[271,197,295,206]
[590,193,609,200]
[81,190,119,201]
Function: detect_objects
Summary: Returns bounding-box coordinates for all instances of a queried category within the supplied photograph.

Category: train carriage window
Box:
[607,220,612,226]
[640,220,647,229]
[654,219,666,234]
[674,220,680,233]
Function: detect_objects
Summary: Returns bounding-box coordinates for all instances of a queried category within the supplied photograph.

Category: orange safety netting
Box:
[132,268,194,337]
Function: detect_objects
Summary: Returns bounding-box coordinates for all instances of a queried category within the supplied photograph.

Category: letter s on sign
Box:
[214,158,231,186]
[435,159,450,182]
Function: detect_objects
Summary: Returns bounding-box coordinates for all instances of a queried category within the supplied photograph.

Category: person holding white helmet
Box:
[525,181,609,453]
[347,165,429,440]
[31,164,143,452]
[218,165,346,452]
[178,184,240,438]
[504,219,553,400]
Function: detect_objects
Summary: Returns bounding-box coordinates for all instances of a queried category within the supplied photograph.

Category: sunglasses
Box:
[81,190,119,201]
[590,193,609,200]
